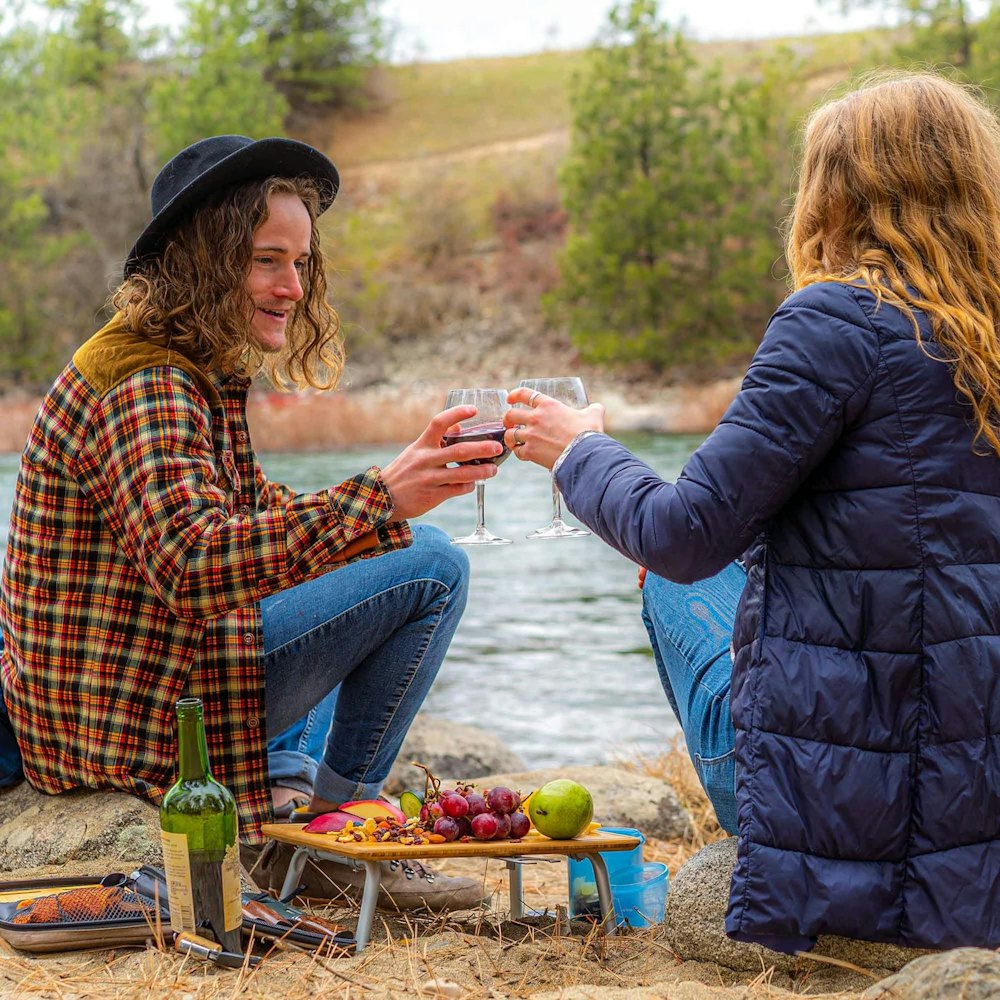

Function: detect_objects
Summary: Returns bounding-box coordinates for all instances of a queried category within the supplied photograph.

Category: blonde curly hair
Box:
[111,175,344,392]
[788,71,1000,455]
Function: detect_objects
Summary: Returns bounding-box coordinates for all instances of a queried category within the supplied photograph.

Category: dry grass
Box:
[0,746,875,999]
[0,921,761,1000]
[616,738,730,872]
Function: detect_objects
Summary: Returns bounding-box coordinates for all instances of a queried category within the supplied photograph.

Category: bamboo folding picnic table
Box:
[260,824,642,952]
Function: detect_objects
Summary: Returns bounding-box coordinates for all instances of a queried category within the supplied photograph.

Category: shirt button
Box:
[247,716,260,729]
[243,632,257,646]
[237,431,249,443]
[238,504,250,516]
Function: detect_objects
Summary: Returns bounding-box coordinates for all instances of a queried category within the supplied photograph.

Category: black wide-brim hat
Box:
[123,134,340,278]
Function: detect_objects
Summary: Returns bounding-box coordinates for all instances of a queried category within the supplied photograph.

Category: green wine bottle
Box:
[159,697,242,953]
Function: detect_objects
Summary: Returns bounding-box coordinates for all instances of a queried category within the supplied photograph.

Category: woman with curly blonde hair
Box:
[507,71,1000,950]
[0,135,496,911]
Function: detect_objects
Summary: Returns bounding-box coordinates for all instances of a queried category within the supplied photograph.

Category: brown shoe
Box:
[242,842,488,913]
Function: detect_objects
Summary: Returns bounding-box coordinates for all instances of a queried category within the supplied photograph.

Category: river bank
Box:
[0,378,739,454]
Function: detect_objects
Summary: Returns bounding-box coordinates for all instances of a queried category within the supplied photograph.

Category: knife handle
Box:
[174,931,259,969]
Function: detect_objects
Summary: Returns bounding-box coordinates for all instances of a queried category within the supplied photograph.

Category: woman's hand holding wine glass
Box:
[503,384,605,471]
[380,403,502,522]
[504,377,605,539]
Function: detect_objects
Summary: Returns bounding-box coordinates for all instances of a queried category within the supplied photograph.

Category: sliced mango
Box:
[340,798,407,824]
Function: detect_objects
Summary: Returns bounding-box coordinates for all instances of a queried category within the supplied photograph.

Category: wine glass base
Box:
[451,529,513,546]
[526,521,591,540]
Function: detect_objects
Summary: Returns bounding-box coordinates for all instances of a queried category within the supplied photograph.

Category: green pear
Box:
[527,779,594,839]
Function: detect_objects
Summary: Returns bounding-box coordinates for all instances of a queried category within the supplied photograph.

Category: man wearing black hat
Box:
[0,135,501,911]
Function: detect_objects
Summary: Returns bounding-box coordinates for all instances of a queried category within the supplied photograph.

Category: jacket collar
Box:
[73,313,223,410]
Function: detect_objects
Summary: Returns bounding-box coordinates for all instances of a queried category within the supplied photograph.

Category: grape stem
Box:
[410,761,442,803]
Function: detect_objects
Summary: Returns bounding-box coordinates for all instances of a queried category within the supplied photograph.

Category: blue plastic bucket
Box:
[612,862,669,927]
[567,826,646,921]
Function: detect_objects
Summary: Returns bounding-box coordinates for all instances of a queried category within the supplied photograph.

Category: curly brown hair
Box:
[111,176,344,391]
[788,71,1000,456]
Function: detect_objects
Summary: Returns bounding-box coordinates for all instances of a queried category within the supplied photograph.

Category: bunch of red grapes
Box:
[421,782,531,842]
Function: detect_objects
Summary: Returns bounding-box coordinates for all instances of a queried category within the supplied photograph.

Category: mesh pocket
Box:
[12,886,158,925]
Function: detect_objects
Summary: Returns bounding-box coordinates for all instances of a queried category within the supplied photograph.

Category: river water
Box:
[0,433,703,769]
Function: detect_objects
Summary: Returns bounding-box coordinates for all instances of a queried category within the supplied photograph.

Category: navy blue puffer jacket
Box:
[556,280,1000,952]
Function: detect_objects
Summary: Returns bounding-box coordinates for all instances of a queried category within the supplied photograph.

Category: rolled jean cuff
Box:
[267,750,318,796]
[313,761,382,806]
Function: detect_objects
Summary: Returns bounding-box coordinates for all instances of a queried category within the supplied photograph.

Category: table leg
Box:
[354,860,382,953]
[278,846,311,902]
[506,859,524,919]
[588,852,617,933]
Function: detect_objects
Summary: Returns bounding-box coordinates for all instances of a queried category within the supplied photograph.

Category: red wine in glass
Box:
[444,388,512,545]
[441,422,510,466]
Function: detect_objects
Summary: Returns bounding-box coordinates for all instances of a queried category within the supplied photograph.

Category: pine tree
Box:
[553,0,793,373]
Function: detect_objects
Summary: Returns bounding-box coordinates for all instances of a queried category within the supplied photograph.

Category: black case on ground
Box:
[0,865,357,956]
[0,872,170,952]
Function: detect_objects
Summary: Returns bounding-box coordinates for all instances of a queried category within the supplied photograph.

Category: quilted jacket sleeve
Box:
[555,283,882,583]
[75,366,411,620]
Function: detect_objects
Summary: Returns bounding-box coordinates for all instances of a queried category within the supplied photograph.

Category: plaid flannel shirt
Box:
[0,316,411,844]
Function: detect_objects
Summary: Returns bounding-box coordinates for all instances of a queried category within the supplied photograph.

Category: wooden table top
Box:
[260,824,641,861]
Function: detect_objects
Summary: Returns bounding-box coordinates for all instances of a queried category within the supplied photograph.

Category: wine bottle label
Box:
[160,830,196,934]
[222,833,241,931]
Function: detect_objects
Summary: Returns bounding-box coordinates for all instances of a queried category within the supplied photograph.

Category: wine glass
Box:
[517,377,591,540]
[443,388,513,545]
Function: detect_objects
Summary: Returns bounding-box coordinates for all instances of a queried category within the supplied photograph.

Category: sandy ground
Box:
[0,841,876,1000]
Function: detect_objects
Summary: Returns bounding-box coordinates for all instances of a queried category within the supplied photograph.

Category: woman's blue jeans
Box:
[263,524,469,805]
[640,560,745,834]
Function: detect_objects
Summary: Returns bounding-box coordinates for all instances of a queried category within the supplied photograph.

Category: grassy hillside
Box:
[312,28,895,169]
[310,51,585,167]
[295,28,898,389]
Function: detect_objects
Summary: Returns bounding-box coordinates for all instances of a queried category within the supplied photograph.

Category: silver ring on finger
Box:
[528,390,541,407]
[512,429,525,448]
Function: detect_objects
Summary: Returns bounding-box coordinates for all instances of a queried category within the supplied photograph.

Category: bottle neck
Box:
[176,698,211,782]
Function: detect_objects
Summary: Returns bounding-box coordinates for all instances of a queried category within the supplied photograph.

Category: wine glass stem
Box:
[476,481,488,533]
[550,476,564,523]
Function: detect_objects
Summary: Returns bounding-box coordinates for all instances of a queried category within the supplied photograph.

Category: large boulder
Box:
[0,780,161,872]
[664,838,931,986]
[448,765,691,842]
[384,714,527,796]
[863,948,1000,999]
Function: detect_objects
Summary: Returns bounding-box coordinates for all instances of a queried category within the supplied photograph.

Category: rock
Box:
[0,780,161,872]
[384,713,527,796]
[416,980,465,999]
[529,988,748,1000]
[863,948,1000,999]
[446,764,691,841]
[665,838,931,988]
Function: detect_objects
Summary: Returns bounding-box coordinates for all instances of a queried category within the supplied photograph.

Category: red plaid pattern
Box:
[0,318,411,843]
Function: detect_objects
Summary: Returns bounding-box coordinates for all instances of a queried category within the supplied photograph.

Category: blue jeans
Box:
[0,632,24,788]
[263,524,469,804]
[640,560,745,834]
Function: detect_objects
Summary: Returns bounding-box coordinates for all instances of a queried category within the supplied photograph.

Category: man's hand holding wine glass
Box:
[380,404,502,521]
[502,387,605,470]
